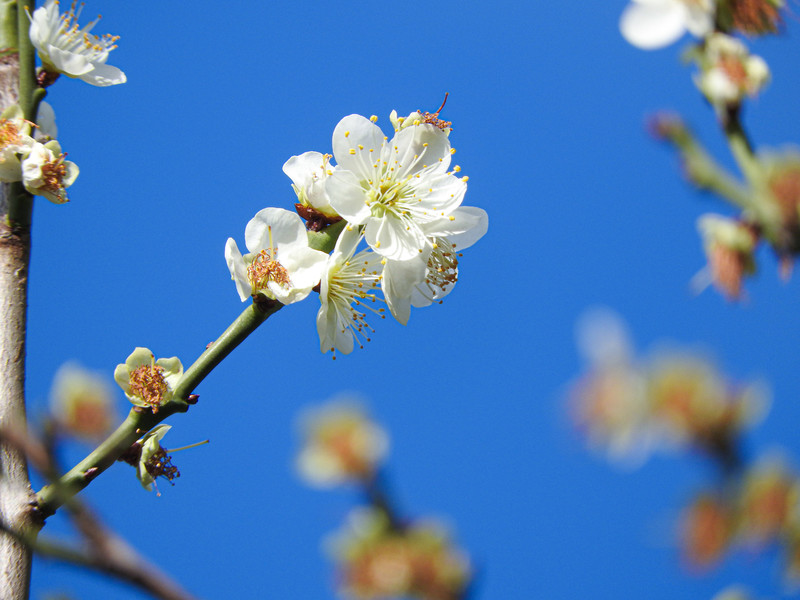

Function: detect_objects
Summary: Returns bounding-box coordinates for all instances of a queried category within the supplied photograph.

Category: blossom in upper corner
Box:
[0,105,35,182]
[317,226,384,356]
[225,207,328,305]
[50,362,116,440]
[28,0,127,87]
[620,0,715,50]
[325,113,467,261]
[296,400,388,487]
[694,34,770,108]
[114,347,183,414]
[381,205,488,325]
[21,140,78,204]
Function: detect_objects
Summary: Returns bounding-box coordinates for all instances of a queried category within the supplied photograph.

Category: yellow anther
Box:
[358,144,364,150]
[344,131,350,137]
[349,149,356,155]
[369,115,378,122]
[450,148,456,154]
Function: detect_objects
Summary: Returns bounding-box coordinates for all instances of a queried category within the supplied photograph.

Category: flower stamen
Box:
[128,362,168,413]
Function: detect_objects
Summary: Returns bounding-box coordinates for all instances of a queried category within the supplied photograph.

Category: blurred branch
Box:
[0,425,200,600]
[653,113,754,210]
[36,222,344,518]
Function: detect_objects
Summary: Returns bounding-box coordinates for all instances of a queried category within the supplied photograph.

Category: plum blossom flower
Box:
[296,400,389,487]
[21,140,78,204]
[50,362,116,440]
[0,105,35,182]
[620,0,715,50]
[694,34,769,107]
[327,508,471,600]
[283,151,340,220]
[130,425,179,493]
[114,347,183,414]
[695,214,757,300]
[382,205,488,325]
[28,0,127,86]
[317,227,384,356]
[326,113,467,261]
[225,207,328,305]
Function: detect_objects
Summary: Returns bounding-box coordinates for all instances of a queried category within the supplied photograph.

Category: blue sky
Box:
[22,1,800,599]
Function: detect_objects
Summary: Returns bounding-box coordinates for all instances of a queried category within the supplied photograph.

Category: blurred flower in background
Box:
[327,508,471,600]
[296,399,389,488]
[50,362,116,441]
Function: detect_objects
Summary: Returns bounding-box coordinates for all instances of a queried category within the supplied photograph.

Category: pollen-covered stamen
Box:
[54,1,120,60]
[421,237,460,300]
[0,119,21,149]
[40,153,69,198]
[729,0,782,34]
[128,363,168,412]
[145,447,180,486]
[247,248,291,294]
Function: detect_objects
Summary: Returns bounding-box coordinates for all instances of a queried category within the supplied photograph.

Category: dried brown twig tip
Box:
[419,93,453,131]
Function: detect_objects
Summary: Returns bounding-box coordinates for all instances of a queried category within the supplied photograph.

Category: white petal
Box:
[244,207,306,255]
[46,46,94,76]
[365,215,427,261]
[332,115,385,177]
[224,238,251,301]
[620,1,688,50]
[79,63,127,87]
[426,206,488,250]
[327,170,371,224]
[382,255,428,325]
[283,151,326,186]
[388,123,452,178]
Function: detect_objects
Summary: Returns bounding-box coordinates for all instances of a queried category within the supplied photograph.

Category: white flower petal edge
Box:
[226,207,328,305]
[326,114,466,261]
[620,0,714,50]
[29,0,127,87]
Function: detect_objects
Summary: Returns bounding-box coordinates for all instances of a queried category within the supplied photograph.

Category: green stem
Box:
[7,0,35,229]
[16,0,33,120]
[722,106,759,184]
[658,115,753,210]
[36,301,281,518]
[36,221,344,518]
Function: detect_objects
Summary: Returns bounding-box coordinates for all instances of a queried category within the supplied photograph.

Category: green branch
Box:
[655,114,753,211]
[36,223,343,518]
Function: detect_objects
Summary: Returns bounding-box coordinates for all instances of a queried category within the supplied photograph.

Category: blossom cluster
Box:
[618,1,800,300]
[570,310,767,465]
[0,104,78,203]
[568,311,800,583]
[295,400,471,600]
[226,109,488,356]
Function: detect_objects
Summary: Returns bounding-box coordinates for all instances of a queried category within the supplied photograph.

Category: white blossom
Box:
[225,207,328,305]
[21,140,78,204]
[326,114,467,261]
[620,0,715,50]
[283,151,339,218]
[29,0,126,86]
